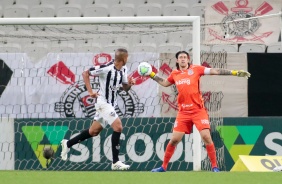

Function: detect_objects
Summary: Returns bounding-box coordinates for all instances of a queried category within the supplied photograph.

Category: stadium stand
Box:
[163,3,189,16]
[16,0,40,7]
[40,0,67,10]
[3,5,28,18]
[1,0,15,9]
[109,4,135,17]
[132,43,157,52]
[56,4,82,17]
[189,3,205,17]
[239,44,266,53]
[136,3,162,16]
[29,5,56,17]
[157,42,183,53]
[0,42,21,53]
[267,42,282,53]
[83,4,109,17]
[211,44,238,52]
[67,0,95,10]
[200,44,211,52]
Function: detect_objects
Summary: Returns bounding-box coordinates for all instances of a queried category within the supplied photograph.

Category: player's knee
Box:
[113,126,122,132]
[170,139,180,146]
[89,129,100,136]
[202,134,212,144]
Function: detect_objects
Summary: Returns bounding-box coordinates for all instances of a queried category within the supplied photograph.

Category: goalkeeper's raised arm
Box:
[206,68,251,79]
[149,72,172,87]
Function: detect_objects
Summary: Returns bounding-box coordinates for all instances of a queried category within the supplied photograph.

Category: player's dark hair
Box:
[175,51,190,70]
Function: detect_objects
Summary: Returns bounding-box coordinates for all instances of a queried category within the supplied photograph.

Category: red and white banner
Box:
[204,0,281,45]
[0,52,248,118]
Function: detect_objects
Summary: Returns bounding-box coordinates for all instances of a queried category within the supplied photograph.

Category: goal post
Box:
[0,16,204,171]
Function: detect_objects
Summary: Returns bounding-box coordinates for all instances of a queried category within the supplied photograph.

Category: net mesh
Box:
[0,21,227,171]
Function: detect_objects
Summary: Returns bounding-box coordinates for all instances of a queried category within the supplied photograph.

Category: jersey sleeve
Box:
[88,64,109,76]
[196,65,206,76]
[167,71,175,84]
[122,66,128,84]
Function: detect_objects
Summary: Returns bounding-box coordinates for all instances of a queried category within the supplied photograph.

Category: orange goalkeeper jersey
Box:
[167,65,206,113]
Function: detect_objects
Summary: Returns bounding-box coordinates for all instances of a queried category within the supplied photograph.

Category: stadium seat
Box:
[131,43,157,52]
[141,33,167,45]
[56,5,82,17]
[109,4,135,17]
[67,0,94,9]
[167,32,192,48]
[239,43,266,53]
[76,43,102,53]
[115,35,141,47]
[200,44,211,52]
[174,0,198,3]
[211,44,238,52]
[95,0,120,9]
[3,5,28,18]
[190,4,205,17]
[157,43,183,53]
[102,43,129,53]
[163,3,189,16]
[50,42,75,53]
[137,3,162,16]
[29,5,56,17]
[83,4,109,17]
[121,0,145,12]
[16,0,40,8]
[145,0,173,8]
[199,0,210,4]
[22,43,49,62]
[1,0,14,9]
[41,0,67,10]
[267,42,282,53]
[0,43,21,53]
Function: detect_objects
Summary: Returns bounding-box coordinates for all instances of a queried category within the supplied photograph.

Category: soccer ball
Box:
[137,62,152,76]
[43,146,54,159]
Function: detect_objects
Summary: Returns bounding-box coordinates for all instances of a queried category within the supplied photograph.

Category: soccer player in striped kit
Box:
[60,48,135,170]
[150,51,250,172]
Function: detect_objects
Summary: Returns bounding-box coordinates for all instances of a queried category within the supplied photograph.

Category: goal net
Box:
[0,16,226,171]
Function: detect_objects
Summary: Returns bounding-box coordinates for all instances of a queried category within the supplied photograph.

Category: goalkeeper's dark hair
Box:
[175,51,190,70]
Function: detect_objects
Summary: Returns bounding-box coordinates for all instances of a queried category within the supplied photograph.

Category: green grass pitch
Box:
[1,171,281,184]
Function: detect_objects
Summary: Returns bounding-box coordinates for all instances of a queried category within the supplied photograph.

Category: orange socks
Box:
[161,142,176,170]
[206,143,218,168]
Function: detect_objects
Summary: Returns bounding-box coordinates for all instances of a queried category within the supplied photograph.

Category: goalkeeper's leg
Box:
[200,129,220,172]
[152,132,184,172]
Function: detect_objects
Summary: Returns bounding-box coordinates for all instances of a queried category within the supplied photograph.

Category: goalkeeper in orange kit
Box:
[147,51,250,172]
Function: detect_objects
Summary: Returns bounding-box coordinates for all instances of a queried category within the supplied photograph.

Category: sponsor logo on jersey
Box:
[175,78,190,85]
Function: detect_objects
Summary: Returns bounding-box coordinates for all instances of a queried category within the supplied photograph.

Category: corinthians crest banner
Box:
[0,52,248,118]
[0,53,160,118]
[204,0,281,45]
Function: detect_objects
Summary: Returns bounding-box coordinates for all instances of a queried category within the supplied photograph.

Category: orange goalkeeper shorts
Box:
[173,108,210,134]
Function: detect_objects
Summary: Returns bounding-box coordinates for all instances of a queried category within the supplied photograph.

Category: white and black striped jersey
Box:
[88,60,128,107]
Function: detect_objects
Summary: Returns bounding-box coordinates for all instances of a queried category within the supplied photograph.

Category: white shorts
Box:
[94,101,119,128]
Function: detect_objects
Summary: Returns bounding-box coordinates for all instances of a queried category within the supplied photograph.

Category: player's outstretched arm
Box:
[210,68,251,79]
[149,72,172,87]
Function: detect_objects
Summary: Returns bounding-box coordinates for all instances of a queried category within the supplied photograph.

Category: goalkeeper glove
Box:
[149,72,156,79]
[231,70,251,79]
